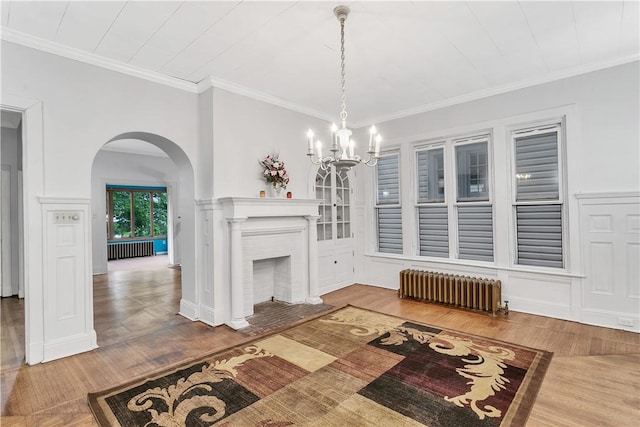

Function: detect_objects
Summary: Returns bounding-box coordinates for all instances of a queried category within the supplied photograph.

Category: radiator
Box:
[108,241,155,260]
[399,269,503,315]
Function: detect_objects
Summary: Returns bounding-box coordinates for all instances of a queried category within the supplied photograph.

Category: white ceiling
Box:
[1,1,638,127]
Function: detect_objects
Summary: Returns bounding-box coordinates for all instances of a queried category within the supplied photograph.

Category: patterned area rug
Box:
[88,306,552,426]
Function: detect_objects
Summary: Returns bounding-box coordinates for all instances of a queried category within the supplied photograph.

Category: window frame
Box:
[413,133,495,262]
[509,119,567,271]
[106,185,168,242]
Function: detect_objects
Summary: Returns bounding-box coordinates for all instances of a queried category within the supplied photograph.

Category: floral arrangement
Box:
[260,154,290,189]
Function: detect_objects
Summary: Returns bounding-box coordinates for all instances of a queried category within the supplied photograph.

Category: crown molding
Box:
[1,28,198,93]
[3,28,637,129]
[197,76,334,122]
[358,54,640,128]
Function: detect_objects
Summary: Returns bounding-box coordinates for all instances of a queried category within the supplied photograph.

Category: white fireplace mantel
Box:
[218,197,321,219]
[219,197,322,330]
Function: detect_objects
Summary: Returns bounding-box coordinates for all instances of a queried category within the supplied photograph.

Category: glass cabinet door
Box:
[315,166,351,242]
[316,167,332,241]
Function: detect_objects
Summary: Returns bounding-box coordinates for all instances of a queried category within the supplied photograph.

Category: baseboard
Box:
[582,309,639,333]
[42,330,98,363]
[319,281,355,297]
[199,304,221,327]
[26,340,44,365]
[506,296,573,321]
[179,298,198,321]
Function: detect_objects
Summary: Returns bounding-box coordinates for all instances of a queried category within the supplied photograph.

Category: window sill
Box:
[363,252,585,279]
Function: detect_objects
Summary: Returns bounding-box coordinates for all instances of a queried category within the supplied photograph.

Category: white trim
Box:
[581,308,640,333]
[575,191,640,200]
[506,296,572,321]
[179,298,198,321]
[42,331,98,363]
[198,76,334,122]
[198,304,218,327]
[362,252,586,279]
[1,29,197,93]
[38,197,91,204]
[1,97,45,365]
[363,55,640,128]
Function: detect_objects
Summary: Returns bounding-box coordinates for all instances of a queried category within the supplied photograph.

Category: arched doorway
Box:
[90,132,197,333]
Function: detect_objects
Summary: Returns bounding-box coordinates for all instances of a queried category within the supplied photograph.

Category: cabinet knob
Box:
[334,260,337,264]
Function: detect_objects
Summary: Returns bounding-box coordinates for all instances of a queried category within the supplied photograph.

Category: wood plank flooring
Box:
[1,257,639,426]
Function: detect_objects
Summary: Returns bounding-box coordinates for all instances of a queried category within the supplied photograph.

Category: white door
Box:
[316,166,354,293]
[580,199,640,331]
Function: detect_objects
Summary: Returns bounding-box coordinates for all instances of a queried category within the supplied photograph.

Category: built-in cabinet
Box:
[315,166,354,293]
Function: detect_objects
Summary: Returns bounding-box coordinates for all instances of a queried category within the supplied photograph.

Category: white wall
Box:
[90,149,179,274]
[354,61,640,331]
[211,87,327,199]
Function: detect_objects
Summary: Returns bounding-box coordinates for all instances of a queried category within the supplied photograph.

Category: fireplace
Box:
[219,197,322,329]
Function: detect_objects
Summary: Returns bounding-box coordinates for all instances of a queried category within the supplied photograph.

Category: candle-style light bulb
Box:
[349,139,355,157]
[330,123,338,151]
[316,140,322,161]
[307,129,314,153]
[368,125,377,152]
[374,134,382,157]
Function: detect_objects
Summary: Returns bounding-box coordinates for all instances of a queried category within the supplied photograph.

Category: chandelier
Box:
[306,5,382,171]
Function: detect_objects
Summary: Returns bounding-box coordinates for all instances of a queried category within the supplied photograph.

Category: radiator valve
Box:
[497,300,509,316]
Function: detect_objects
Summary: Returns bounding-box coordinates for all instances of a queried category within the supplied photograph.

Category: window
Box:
[315,167,351,241]
[415,135,494,262]
[106,186,168,240]
[417,148,444,203]
[456,142,489,201]
[455,138,493,262]
[512,124,563,268]
[375,152,402,254]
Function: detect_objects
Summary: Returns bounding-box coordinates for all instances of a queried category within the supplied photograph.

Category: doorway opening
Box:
[0,109,25,369]
[91,133,195,346]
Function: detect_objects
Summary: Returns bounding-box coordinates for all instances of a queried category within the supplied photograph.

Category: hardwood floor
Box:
[1,258,639,426]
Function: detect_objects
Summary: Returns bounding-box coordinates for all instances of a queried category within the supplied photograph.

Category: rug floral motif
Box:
[88,306,552,427]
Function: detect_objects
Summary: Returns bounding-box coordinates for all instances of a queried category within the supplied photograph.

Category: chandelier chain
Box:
[339,17,347,124]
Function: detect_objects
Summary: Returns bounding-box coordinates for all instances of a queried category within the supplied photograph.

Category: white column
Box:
[305,214,323,304]
[227,217,249,329]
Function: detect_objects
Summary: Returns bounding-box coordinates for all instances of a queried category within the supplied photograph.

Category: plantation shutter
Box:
[457,205,493,261]
[515,131,559,201]
[376,153,402,253]
[377,207,403,254]
[516,204,563,268]
[418,206,448,257]
[377,155,400,204]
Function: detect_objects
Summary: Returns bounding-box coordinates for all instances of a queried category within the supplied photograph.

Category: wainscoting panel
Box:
[578,192,640,332]
[41,198,97,361]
